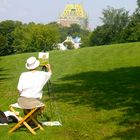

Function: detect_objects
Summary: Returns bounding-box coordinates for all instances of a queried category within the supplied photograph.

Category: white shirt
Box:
[17,71,52,99]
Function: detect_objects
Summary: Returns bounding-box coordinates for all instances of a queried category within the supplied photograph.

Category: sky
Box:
[0,0,138,29]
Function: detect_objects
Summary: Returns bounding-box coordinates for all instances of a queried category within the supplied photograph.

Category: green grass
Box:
[0,42,140,140]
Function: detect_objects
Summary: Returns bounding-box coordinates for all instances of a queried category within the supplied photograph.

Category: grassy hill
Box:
[0,42,140,140]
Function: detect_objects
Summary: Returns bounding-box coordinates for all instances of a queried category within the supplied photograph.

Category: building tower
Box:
[57,4,88,29]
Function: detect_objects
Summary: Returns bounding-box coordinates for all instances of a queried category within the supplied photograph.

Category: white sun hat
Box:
[25,56,40,70]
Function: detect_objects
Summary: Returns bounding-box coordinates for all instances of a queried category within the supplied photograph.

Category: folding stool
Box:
[8,103,44,135]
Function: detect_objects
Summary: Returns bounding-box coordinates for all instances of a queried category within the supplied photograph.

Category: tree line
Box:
[0,21,90,56]
[89,0,140,46]
[0,0,140,56]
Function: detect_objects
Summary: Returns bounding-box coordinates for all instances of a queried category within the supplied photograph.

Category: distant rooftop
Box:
[58,4,88,29]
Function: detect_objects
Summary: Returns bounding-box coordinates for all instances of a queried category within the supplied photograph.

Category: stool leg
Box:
[31,116,44,131]
[9,120,36,135]
[23,121,36,135]
[9,108,37,135]
[8,106,44,135]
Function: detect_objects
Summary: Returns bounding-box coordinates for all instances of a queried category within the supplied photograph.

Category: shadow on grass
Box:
[103,127,140,140]
[0,68,13,83]
[52,66,140,139]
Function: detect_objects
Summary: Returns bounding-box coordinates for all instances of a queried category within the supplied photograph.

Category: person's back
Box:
[18,70,51,99]
[17,56,52,109]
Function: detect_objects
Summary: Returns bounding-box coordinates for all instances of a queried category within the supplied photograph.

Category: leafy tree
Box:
[36,24,60,51]
[132,0,140,23]
[0,20,22,55]
[12,24,31,53]
[68,24,81,37]
[81,32,91,47]
[137,0,140,8]
[12,23,61,53]
[100,6,129,35]
[89,25,113,46]
[63,41,74,49]
[118,0,140,43]
[0,35,8,56]
[90,7,129,46]
[0,20,22,36]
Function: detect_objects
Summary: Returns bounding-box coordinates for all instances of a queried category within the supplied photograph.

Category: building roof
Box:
[59,4,88,19]
[58,4,88,29]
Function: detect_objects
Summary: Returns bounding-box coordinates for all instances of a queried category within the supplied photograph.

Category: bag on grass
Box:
[0,110,8,124]
[4,111,18,123]
[0,110,18,124]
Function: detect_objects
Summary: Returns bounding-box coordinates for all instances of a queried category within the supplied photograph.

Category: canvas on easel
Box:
[38,52,49,66]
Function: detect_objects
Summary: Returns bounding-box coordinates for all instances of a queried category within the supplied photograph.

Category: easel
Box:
[41,66,52,96]
[40,56,62,125]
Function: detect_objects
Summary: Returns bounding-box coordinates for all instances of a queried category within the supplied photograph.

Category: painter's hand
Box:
[45,64,51,69]
[45,64,52,73]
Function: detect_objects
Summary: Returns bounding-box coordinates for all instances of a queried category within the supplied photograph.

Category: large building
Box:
[57,4,88,29]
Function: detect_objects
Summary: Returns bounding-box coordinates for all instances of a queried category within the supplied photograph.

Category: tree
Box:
[68,24,81,37]
[63,41,74,49]
[81,32,90,47]
[100,6,129,34]
[0,20,22,36]
[12,24,31,53]
[89,25,113,46]
[12,23,61,53]
[118,0,140,43]
[137,0,140,9]
[0,35,8,56]
[89,7,129,46]
[0,20,22,55]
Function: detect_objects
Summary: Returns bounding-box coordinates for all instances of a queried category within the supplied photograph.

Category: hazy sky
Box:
[0,0,138,29]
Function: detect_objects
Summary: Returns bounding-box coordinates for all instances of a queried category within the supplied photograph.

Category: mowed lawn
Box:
[0,42,140,140]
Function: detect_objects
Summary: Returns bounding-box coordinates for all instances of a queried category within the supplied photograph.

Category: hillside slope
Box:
[0,42,140,139]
